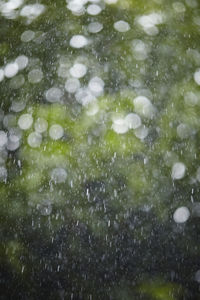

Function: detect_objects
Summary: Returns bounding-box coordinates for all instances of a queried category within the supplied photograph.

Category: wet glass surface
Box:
[1,0,200,299]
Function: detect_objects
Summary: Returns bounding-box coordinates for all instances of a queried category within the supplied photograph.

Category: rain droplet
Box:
[177,123,191,139]
[88,22,103,33]
[15,55,29,70]
[37,200,52,216]
[133,95,155,119]
[69,35,88,48]
[88,76,104,96]
[135,125,149,139]
[194,69,200,85]
[28,69,43,83]
[28,132,42,148]
[21,30,35,42]
[173,206,190,223]
[75,88,96,106]
[18,113,33,130]
[86,101,99,116]
[9,74,25,89]
[65,78,80,93]
[171,162,186,180]
[114,20,130,32]
[112,117,129,134]
[34,118,48,133]
[125,113,141,129]
[87,4,102,15]
[49,124,64,140]
[70,63,87,78]
[4,62,18,78]
[50,167,67,183]
[11,100,26,113]
[173,2,186,13]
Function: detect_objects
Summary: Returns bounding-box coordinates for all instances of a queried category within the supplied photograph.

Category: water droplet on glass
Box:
[18,113,33,130]
[70,63,87,78]
[9,74,25,89]
[87,4,102,15]
[45,87,63,103]
[114,20,130,32]
[133,96,155,119]
[34,118,48,133]
[49,124,64,140]
[112,117,129,134]
[75,88,96,106]
[21,30,35,42]
[65,78,80,93]
[88,76,104,96]
[15,55,29,70]
[28,69,43,83]
[50,167,67,183]
[37,200,52,216]
[28,132,42,148]
[171,162,186,180]
[4,62,18,78]
[194,69,200,85]
[173,2,186,13]
[11,100,26,113]
[135,124,149,139]
[125,113,141,129]
[173,206,190,223]
[20,4,45,20]
[88,22,103,33]
[69,35,88,48]
[177,123,192,139]
[86,101,99,116]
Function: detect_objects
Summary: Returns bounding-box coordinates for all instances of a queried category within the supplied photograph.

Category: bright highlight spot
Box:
[171,162,186,180]
[114,20,130,32]
[173,206,190,223]
[69,35,88,48]
[125,113,141,129]
[112,117,129,134]
[28,69,43,83]
[4,62,18,78]
[133,95,155,119]
[70,63,87,78]
[194,69,200,85]
[28,132,42,148]
[88,22,103,33]
[34,118,48,133]
[65,78,80,93]
[45,87,63,103]
[49,124,64,140]
[21,30,35,42]
[18,114,33,130]
[87,4,102,15]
